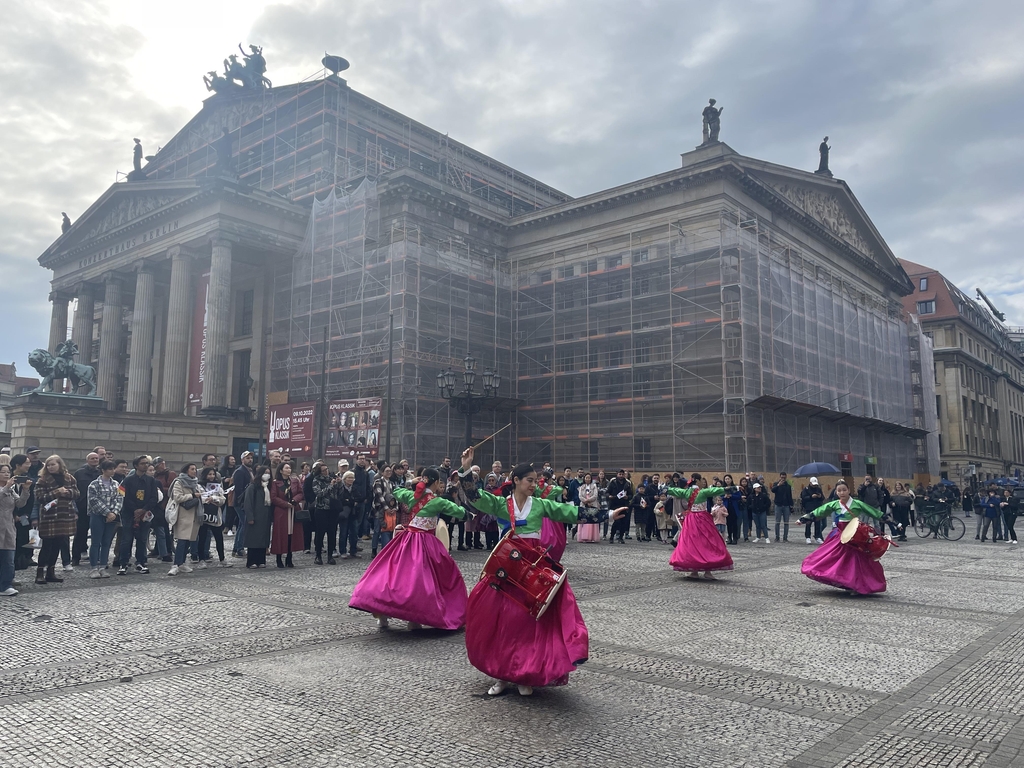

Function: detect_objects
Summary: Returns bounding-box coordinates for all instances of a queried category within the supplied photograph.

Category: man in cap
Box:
[800,477,826,544]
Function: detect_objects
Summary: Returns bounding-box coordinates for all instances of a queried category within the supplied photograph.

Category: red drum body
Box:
[842,519,892,561]
[481,534,568,619]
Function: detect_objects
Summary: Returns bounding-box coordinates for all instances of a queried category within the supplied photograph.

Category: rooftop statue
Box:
[702,99,722,144]
[205,44,271,93]
[28,340,98,397]
[61,212,71,234]
[815,136,833,177]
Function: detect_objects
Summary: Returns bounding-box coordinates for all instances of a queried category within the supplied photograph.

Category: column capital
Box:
[166,244,199,261]
[48,289,73,303]
[101,272,125,287]
[74,281,98,298]
[210,234,237,249]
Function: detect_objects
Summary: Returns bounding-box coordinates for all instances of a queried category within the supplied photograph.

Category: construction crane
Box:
[976,288,1006,323]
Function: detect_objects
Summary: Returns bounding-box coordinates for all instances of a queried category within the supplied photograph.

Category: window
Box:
[920,277,928,291]
[559,265,574,279]
[585,440,599,469]
[634,438,652,467]
[235,289,254,336]
[917,300,936,315]
[606,255,622,269]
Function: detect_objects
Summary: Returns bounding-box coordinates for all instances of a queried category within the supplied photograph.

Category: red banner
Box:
[268,401,317,454]
[187,270,210,406]
[324,397,382,459]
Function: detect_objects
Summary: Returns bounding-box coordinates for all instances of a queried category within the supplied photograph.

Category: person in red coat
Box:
[270,463,305,568]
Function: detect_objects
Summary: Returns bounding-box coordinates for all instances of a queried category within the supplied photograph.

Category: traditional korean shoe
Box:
[487,681,508,696]
[517,685,533,696]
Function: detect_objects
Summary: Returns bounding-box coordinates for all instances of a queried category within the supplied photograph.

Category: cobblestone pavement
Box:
[2,521,1022,767]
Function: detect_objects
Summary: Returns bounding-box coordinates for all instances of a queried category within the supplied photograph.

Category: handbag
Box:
[202,506,223,527]
[165,497,179,527]
[294,506,311,523]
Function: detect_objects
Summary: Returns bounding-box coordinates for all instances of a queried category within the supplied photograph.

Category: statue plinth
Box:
[17,391,107,411]
[127,169,148,182]
[814,169,834,178]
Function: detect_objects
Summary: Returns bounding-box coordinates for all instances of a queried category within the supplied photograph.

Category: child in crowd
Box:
[654,492,677,544]
[711,496,729,540]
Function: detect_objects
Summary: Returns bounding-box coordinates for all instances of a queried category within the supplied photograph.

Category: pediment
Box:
[764,180,875,258]
[42,181,201,265]
[741,165,913,294]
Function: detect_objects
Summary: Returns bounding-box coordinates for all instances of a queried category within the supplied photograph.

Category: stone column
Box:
[47,292,70,352]
[71,284,96,367]
[160,246,192,414]
[46,291,70,392]
[126,267,156,413]
[202,237,232,411]
[97,276,124,406]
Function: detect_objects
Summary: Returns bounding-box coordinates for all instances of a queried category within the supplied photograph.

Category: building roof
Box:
[900,258,1023,361]
[0,363,39,389]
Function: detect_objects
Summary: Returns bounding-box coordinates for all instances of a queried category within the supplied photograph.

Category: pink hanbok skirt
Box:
[669,510,734,572]
[349,529,468,629]
[465,577,588,688]
[801,522,886,595]
[577,523,600,542]
[540,517,567,561]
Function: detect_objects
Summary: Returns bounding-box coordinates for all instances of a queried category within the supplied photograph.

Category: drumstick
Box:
[471,423,512,452]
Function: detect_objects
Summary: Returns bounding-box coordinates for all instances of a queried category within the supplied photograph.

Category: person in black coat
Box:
[71,453,101,566]
[800,479,826,543]
[117,455,159,574]
[606,470,633,542]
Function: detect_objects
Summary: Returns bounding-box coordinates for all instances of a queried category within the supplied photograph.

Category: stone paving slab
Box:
[1,532,1021,767]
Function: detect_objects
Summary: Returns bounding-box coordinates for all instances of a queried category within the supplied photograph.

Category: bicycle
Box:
[914,508,966,541]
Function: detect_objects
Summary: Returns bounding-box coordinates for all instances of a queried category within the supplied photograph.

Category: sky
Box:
[2,0,1023,368]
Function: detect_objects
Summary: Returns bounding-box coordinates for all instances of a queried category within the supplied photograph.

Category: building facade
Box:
[31,64,936,477]
[900,260,1024,484]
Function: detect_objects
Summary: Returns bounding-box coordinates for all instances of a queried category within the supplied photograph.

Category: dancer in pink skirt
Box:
[666,475,732,579]
[349,467,468,630]
[799,480,886,595]
[461,447,626,697]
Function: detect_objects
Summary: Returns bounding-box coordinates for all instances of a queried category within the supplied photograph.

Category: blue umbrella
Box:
[939,478,957,486]
[792,462,841,478]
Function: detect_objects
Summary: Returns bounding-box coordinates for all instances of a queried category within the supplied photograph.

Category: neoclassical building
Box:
[27,61,938,478]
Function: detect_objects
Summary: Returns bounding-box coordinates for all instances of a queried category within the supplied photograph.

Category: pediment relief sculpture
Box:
[772,183,874,257]
[85,194,180,241]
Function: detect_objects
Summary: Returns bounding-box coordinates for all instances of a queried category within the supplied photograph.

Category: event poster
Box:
[324,397,382,459]
[186,270,211,405]
[267,401,317,454]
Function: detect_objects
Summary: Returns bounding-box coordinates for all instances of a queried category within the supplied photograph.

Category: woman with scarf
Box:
[242,466,273,568]
[270,463,305,568]
[349,466,468,631]
[666,474,731,580]
[799,480,886,595]
[462,447,625,697]
[168,463,203,575]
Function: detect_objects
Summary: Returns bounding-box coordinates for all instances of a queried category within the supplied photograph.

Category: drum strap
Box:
[410,490,433,519]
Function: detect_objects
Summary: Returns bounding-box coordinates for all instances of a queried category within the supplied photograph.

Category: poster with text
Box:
[267,401,317,455]
[324,397,382,459]
[187,270,211,406]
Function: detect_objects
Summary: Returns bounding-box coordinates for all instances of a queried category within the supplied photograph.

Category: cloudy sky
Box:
[2,0,1023,368]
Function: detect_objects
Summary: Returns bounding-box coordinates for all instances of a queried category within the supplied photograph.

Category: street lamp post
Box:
[437,354,501,449]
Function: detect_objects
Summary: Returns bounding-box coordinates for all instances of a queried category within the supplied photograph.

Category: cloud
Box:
[2,0,1024,371]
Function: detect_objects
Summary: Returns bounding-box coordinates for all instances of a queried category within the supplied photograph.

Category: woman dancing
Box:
[462,447,626,697]
[799,480,886,595]
[666,474,731,580]
[349,467,468,631]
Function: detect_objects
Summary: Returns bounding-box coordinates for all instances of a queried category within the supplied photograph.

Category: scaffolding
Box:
[512,208,924,478]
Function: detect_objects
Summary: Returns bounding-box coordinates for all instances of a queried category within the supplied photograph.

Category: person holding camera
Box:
[33,454,80,585]
[1,462,33,596]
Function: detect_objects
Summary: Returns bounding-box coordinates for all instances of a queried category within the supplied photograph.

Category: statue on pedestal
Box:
[61,212,72,234]
[28,341,98,397]
[207,44,271,93]
[133,138,143,172]
[702,99,723,144]
[213,127,234,174]
[815,136,833,177]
